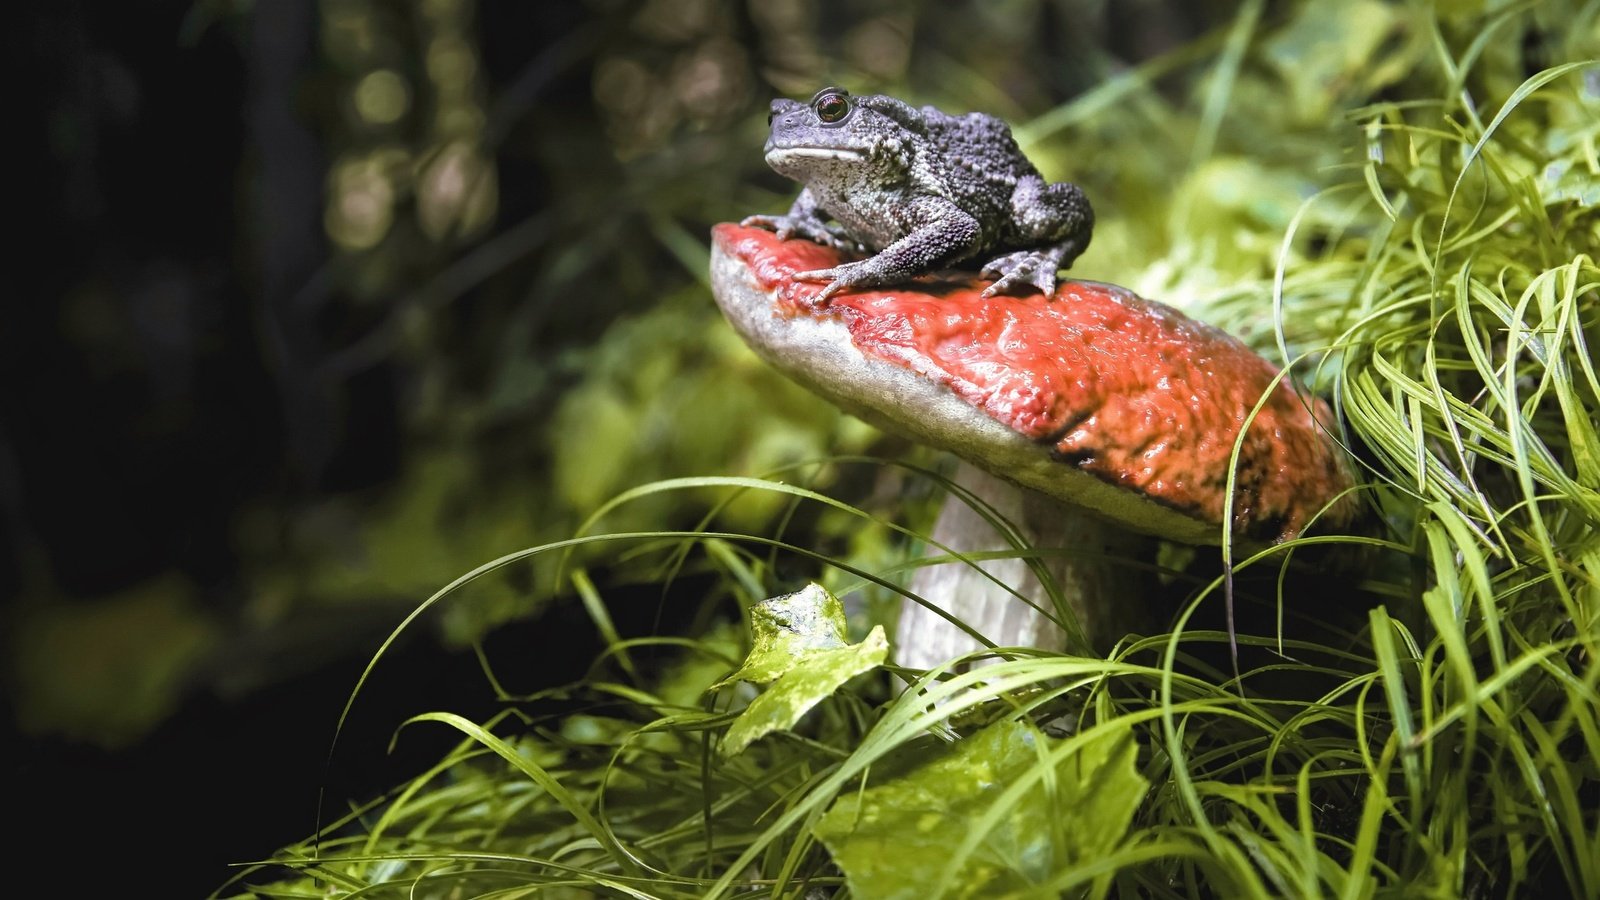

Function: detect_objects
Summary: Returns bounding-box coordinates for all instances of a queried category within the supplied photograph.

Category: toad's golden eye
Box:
[814,91,849,123]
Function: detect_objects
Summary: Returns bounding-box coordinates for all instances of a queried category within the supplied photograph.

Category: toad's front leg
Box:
[794,201,981,303]
[741,188,863,253]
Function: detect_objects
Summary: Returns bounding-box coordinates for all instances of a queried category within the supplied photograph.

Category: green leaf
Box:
[714,582,852,687]
[813,719,1148,899]
[716,583,888,756]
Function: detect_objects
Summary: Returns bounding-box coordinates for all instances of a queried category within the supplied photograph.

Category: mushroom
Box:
[708,223,1359,669]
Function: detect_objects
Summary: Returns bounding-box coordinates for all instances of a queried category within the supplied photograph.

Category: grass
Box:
[224,5,1599,898]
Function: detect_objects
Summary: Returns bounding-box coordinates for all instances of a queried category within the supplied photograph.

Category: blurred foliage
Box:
[10,572,220,746]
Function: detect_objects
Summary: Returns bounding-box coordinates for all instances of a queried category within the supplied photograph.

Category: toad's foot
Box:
[740,214,863,253]
[980,249,1062,297]
[793,259,875,304]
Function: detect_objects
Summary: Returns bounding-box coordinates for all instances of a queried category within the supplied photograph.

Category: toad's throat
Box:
[765,145,868,164]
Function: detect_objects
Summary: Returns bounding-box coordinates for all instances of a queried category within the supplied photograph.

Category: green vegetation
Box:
[228,3,1598,897]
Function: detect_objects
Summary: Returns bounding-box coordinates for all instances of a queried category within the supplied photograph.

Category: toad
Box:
[742,86,1094,302]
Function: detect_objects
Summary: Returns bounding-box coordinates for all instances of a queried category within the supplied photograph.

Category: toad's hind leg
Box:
[982,175,1094,297]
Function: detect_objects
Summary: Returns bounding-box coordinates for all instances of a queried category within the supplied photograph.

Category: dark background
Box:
[4,1,1220,893]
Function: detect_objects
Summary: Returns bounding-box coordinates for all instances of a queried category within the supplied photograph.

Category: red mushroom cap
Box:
[710,223,1359,546]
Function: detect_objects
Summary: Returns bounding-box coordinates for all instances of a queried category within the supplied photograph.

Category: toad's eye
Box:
[814,91,849,123]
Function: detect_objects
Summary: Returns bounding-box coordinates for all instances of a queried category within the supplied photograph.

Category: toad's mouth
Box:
[765,145,868,164]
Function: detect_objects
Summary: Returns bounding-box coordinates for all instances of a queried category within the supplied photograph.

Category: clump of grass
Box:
[226,7,1599,898]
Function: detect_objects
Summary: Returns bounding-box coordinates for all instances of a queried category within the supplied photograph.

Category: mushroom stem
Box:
[898,462,1156,670]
